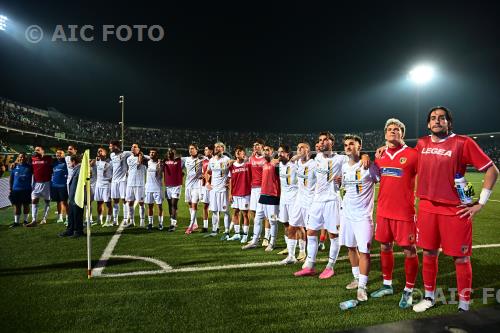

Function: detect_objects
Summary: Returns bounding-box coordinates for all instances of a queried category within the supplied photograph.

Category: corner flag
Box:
[75,149,90,208]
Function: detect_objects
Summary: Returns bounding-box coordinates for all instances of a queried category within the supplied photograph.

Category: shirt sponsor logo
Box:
[380,167,403,177]
[421,147,453,157]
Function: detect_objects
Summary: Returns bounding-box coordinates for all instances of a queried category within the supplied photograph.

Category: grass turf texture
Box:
[0,171,499,332]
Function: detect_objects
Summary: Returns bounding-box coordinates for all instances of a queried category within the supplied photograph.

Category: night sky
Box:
[1,0,499,137]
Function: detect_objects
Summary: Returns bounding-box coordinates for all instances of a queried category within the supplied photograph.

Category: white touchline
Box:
[93,226,500,278]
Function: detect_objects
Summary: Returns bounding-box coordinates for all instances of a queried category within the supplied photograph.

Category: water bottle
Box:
[339,299,358,310]
[454,173,473,205]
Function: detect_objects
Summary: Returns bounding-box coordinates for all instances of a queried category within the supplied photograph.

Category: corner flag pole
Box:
[86,174,92,279]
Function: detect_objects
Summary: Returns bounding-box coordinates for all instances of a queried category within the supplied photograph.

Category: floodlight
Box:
[409,65,434,85]
[0,15,7,31]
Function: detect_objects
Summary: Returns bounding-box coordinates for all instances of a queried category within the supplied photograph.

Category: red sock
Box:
[319,233,327,242]
[404,255,419,289]
[380,250,394,282]
[422,255,438,292]
[456,260,472,302]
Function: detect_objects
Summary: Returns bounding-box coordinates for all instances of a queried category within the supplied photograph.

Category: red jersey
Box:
[249,154,266,188]
[229,161,251,197]
[163,158,183,187]
[261,161,280,197]
[202,158,209,186]
[416,134,493,215]
[375,145,417,221]
[31,155,53,183]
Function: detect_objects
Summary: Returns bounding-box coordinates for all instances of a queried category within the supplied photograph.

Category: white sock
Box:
[299,239,306,252]
[269,220,277,245]
[352,266,360,280]
[264,227,270,240]
[327,237,340,269]
[383,279,393,286]
[211,212,219,232]
[123,203,129,220]
[113,204,119,221]
[425,290,435,300]
[458,300,469,310]
[106,215,111,223]
[58,213,63,220]
[171,218,177,226]
[14,215,20,223]
[148,216,154,224]
[139,205,145,220]
[159,215,163,224]
[189,209,196,227]
[306,235,318,267]
[234,224,240,234]
[284,235,289,247]
[243,225,249,235]
[252,217,262,244]
[23,212,29,222]
[229,222,234,232]
[203,219,209,228]
[223,212,230,233]
[99,215,104,223]
[287,238,297,258]
[31,204,38,222]
[359,274,368,289]
[43,203,50,219]
[129,205,135,223]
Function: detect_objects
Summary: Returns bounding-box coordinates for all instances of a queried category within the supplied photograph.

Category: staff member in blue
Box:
[9,153,33,228]
[51,149,69,224]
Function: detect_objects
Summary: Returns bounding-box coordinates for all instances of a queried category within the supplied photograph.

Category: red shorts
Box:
[416,210,472,257]
[375,216,416,247]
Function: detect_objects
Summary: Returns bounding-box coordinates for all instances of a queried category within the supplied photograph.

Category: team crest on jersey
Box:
[461,245,469,254]
[408,233,415,243]
[400,157,407,164]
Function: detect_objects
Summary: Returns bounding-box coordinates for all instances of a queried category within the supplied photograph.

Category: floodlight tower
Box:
[409,65,434,139]
[0,15,8,31]
[119,95,125,150]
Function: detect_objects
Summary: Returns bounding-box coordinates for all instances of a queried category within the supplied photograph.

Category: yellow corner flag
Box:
[75,149,90,208]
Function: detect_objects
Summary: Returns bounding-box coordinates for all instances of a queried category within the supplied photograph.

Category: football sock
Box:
[405,255,419,291]
[306,235,318,267]
[456,260,472,308]
[423,255,438,300]
[381,250,394,285]
[326,237,340,269]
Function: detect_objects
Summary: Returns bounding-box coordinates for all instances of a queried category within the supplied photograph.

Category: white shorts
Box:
[231,195,251,210]
[185,187,200,203]
[31,182,51,200]
[209,191,229,212]
[278,202,293,223]
[94,187,111,202]
[145,191,163,205]
[165,186,181,199]
[200,187,210,204]
[339,216,373,254]
[307,200,341,234]
[255,203,279,221]
[289,204,309,228]
[249,187,261,211]
[125,186,145,202]
[111,181,127,199]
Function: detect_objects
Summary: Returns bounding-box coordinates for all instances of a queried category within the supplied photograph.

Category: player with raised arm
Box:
[163,148,183,232]
[109,140,133,226]
[339,134,379,302]
[206,142,231,238]
[227,145,252,241]
[411,107,498,313]
[124,144,147,227]
[144,148,164,231]
[369,119,419,309]
[26,145,53,227]
[93,147,113,227]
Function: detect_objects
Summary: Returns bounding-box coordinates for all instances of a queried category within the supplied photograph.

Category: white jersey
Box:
[90,164,97,187]
[313,152,348,202]
[110,151,132,183]
[279,161,298,204]
[341,160,379,221]
[208,155,231,193]
[126,154,146,187]
[183,156,203,190]
[145,159,162,193]
[95,159,112,189]
[295,158,317,207]
[65,155,75,185]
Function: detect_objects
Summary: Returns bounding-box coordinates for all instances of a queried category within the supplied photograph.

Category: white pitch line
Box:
[92,223,125,277]
[96,243,500,278]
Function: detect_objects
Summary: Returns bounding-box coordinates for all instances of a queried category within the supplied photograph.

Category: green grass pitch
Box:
[0,172,499,332]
